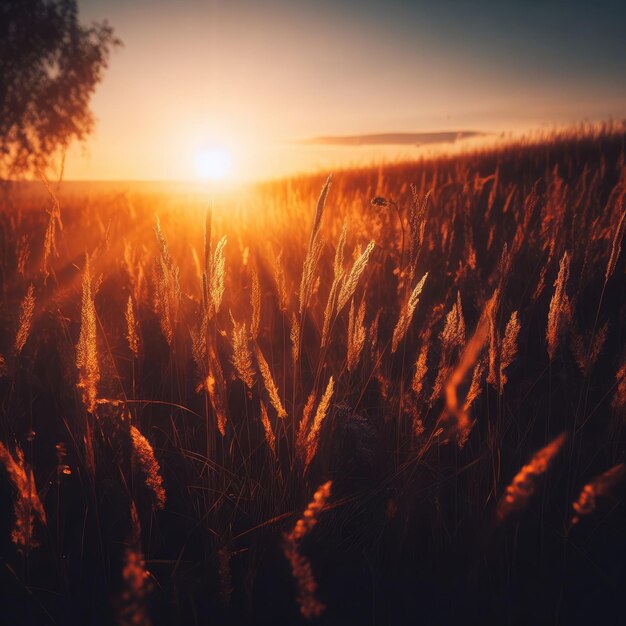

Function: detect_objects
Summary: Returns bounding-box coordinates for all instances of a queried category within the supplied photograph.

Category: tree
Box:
[0,0,120,178]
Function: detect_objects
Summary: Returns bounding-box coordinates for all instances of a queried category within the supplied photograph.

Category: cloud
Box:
[298,131,485,146]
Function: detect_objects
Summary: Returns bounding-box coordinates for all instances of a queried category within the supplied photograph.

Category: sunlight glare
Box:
[193,147,233,181]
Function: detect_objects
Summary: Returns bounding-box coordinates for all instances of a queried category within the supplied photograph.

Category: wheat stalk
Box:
[125,295,140,357]
[154,216,181,345]
[255,344,287,419]
[336,240,375,315]
[546,251,571,360]
[463,358,486,413]
[297,391,316,462]
[15,283,35,354]
[320,223,348,348]
[445,291,496,446]
[231,319,255,389]
[39,168,63,280]
[210,235,227,315]
[259,401,277,457]
[304,377,334,468]
[347,297,366,372]
[411,339,430,399]
[250,268,261,339]
[299,176,332,316]
[76,255,100,413]
[499,310,521,393]
[431,292,466,401]
[309,175,332,251]
[299,229,324,317]
[408,185,429,281]
[391,272,428,353]
[272,249,289,313]
[290,313,301,366]
[202,207,212,313]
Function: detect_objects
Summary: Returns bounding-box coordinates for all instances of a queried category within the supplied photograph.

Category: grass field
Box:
[1,126,625,625]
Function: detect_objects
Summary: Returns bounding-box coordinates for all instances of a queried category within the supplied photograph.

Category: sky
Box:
[64,0,626,181]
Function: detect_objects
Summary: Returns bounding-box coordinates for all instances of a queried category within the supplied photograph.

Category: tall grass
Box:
[0,125,625,624]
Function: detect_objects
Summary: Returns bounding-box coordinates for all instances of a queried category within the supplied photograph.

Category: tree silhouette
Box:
[0,0,120,178]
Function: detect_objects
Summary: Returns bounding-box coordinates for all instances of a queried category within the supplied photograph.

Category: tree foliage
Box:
[0,0,120,178]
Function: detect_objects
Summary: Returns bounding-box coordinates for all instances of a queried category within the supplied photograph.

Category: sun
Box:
[193,147,233,181]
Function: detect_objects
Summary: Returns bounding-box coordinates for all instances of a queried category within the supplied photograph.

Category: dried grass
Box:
[283,480,332,619]
[15,284,35,354]
[130,424,166,510]
[497,433,566,522]
[0,442,46,549]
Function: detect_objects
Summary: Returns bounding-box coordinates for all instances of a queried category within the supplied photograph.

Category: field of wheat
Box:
[0,126,625,625]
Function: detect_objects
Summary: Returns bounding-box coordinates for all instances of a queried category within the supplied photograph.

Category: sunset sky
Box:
[66,0,626,182]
